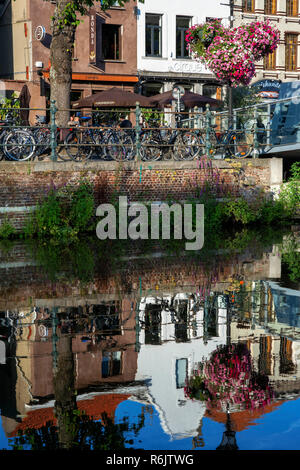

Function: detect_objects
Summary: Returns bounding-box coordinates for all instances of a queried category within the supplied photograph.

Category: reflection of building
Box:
[133,293,228,440]
[229,280,300,396]
[137,0,229,100]
[0,297,138,438]
[8,393,131,439]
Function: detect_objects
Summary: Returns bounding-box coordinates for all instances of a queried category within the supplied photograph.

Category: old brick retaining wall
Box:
[0,158,283,231]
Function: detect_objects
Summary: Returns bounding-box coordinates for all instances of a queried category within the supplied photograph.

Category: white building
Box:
[136,0,230,98]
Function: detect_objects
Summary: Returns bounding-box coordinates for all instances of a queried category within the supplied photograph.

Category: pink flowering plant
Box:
[184,343,275,412]
[186,20,280,87]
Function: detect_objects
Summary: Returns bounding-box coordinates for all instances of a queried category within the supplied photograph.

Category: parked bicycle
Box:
[204,124,254,159]
[0,103,36,161]
[139,124,203,161]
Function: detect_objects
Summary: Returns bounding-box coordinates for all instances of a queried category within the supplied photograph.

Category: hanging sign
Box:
[89,10,96,64]
[253,79,281,99]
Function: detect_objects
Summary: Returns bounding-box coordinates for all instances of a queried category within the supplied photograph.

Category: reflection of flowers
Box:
[184,343,274,412]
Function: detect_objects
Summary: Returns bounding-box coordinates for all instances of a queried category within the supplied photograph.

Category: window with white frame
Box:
[176,16,192,58]
[145,14,162,57]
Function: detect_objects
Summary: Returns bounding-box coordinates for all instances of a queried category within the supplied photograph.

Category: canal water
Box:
[0,227,300,451]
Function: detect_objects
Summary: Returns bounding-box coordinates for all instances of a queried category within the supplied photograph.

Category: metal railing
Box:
[0,95,299,162]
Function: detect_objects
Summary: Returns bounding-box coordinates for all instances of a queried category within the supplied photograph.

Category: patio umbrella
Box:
[149,90,221,109]
[19,84,31,125]
[72,87,154,108]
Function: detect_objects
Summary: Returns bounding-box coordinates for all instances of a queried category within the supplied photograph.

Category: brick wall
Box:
[0,158,282,231]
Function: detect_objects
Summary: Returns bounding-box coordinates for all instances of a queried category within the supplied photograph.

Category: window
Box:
[146,14,162,57]
[286,0,298,16]
[243,0,255,12]
[264,50,276,69]
[176,359,188,388]
[176,16,191,58]
[264,0,277,15]
[102,351,122,378]
[102,24,121,60]
[285,33,298,71]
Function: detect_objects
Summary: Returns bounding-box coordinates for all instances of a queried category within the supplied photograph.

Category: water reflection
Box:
[0,229,300,450]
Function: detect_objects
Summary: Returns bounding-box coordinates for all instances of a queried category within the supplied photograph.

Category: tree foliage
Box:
[45,0,131,28]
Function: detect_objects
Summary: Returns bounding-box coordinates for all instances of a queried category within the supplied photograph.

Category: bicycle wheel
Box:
[33,128,50,157]
[107,131,134,161]
[3,129,36,161]
[140,132,161,161]
[64,129,93,161]
[173,130,201,160]
[94,130,107,160]
[226,131,252,158]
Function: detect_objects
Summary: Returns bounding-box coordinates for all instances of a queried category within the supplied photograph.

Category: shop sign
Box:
[89,10,96,64]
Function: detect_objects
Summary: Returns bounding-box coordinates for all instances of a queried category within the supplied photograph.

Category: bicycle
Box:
[0,102,36,161]
[205,124,254,159]
[105,124,135,161]
[64,116,106,161]
[139,124,203,161]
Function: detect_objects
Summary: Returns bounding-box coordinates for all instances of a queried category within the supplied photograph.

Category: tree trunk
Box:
[50,0,76,127]
[53,334,78,449]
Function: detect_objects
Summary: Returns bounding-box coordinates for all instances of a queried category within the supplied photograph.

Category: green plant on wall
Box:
[0,217,16,239]
[278,161,300,217]
[25,180,95,240]
[0,92,20,122]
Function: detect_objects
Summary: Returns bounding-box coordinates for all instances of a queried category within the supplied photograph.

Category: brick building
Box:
[0,0,138,114]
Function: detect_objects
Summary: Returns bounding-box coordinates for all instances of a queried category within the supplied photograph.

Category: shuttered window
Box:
[286,33,298,71]
[264,0,277,15]
[264,50,276,69]
[286,0,298,16]
[243,0,255,12]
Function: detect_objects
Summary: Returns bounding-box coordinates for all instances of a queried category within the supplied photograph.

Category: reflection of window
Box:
[102,24,121,60]
[285,33,298,71]
[176,16,191,58]
[265,0,277,14]
[146,14,162,57]
[102,351,122,378]
[279,337,295,375]
[243,0,255,12]
[176,359,188,388]
[258,336,272,375]
[286,0,298,16]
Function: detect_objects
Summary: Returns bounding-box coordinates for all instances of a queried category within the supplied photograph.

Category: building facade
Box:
[0,0,138,112]
[233,0,300,83]
[136,0,229,99]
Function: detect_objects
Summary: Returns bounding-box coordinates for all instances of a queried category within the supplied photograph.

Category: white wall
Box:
[137,0,229,77]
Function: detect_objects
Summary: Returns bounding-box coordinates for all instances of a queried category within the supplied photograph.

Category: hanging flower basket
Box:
[186,20,280,87]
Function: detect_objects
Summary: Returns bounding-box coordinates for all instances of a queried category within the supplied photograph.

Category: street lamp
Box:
[216,405,239,450]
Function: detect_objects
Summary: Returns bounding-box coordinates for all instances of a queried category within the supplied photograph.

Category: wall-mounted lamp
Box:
[35,62,45,96]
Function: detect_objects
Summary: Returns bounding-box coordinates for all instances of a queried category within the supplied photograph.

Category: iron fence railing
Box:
[0,95,299,162]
